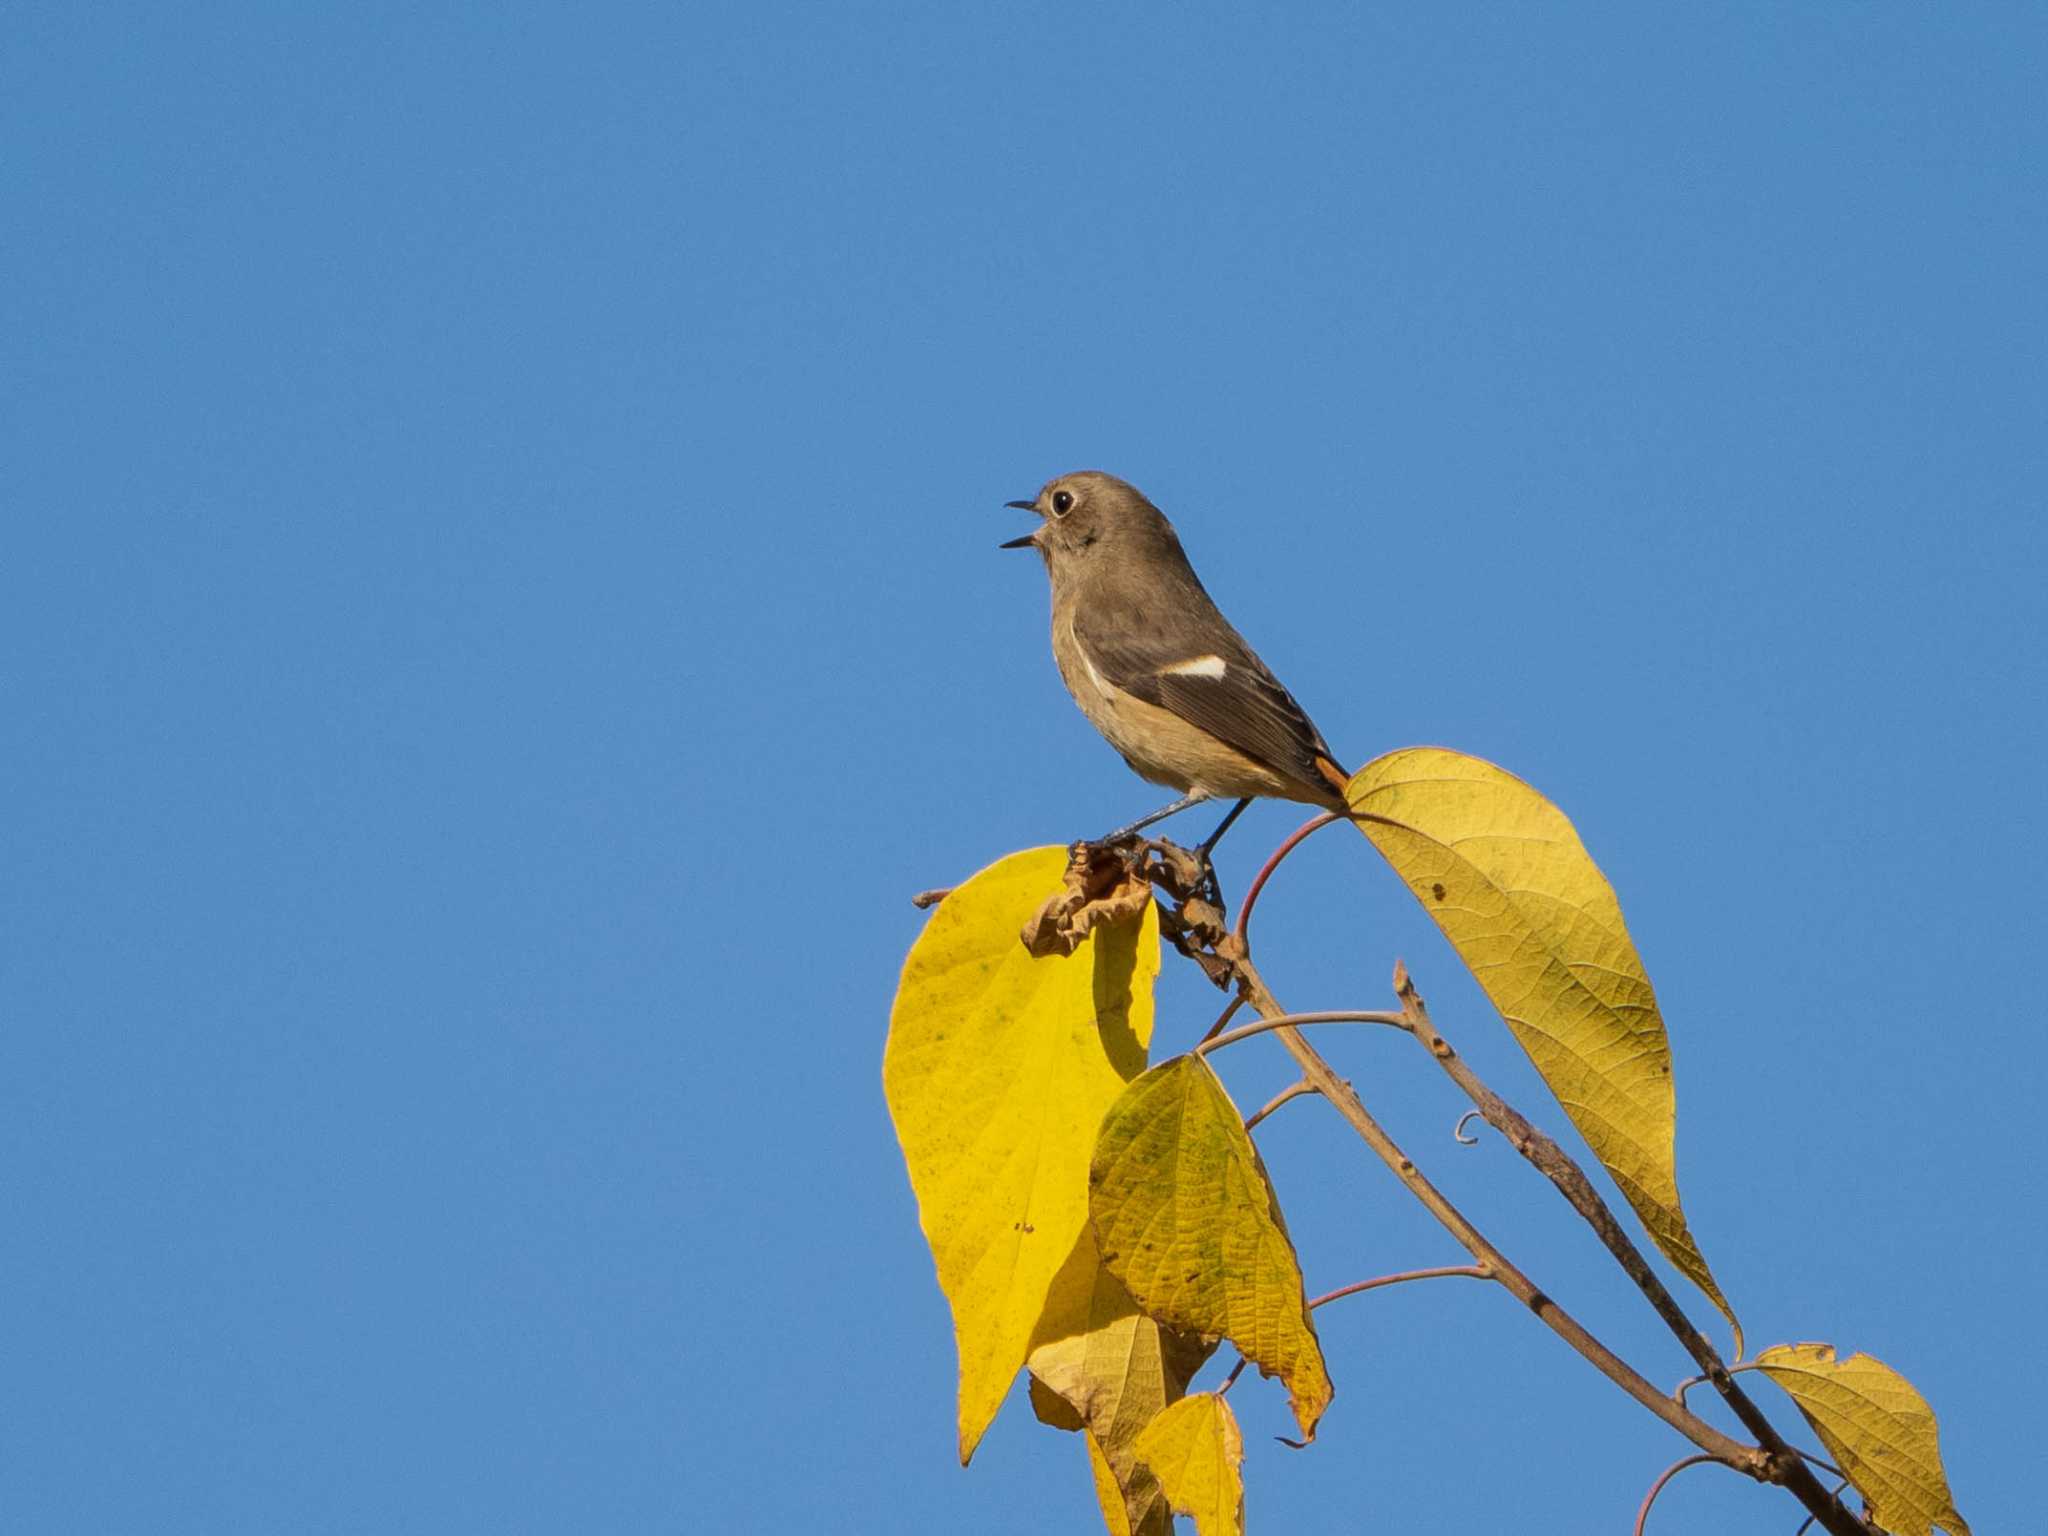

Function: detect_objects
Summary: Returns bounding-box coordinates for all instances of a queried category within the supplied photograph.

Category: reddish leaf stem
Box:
[1306,1265,1491,1310]
[1243,1080,1319,1131]
[1795,1479,1857,1535]
[1216,1266,1488,1399]
[1223,955,1759,1472]
[1195,1009,1407,1057]
[1232,810,1343,948]
[1633,1454,1735,1535]
[1199,992,1245,1045]
[1386,968,1871,1534]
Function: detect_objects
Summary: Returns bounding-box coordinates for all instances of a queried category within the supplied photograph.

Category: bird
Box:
[1001,470,1349,858]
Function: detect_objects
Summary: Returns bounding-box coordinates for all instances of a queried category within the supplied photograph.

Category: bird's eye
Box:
[1051,490,1075,516]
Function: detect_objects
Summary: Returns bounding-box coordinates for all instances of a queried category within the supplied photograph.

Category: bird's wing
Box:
[1073,601,1346,798]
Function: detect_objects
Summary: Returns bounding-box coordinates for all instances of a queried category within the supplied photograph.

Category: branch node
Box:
[1388,960,1866,1527]
[1113,831,1840,1515]
[1764,1446,1807,1485]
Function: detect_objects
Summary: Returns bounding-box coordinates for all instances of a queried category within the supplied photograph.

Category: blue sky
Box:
[4,4,2041,1532]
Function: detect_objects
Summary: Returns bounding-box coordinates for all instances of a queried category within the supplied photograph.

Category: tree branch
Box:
[1128,819,1878,1532]
[1225,950,1761,1472]
[1387,965,1872,1534]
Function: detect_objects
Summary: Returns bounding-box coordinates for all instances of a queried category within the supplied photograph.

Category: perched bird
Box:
[1002,470,1349,853]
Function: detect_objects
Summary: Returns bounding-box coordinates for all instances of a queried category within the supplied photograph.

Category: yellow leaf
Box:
[1089,1055,1332,1442]
[1132,1394,1244,1536]
[1346,748,1741,1350]
[1028,1372,1086,1432]
[1086,1432,1171,1536]
[1753,1344,1971,1536]
[884,846,1160,1463]
[1029,1223,1213,1534]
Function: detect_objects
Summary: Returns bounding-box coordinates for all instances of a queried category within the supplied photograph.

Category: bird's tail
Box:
[1312,753,1352,809]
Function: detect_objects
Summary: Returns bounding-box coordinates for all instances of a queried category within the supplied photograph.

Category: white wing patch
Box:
[1068,617,1113,694]
[1163,654,1228,679]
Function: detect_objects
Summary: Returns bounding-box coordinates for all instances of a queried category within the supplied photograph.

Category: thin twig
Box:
[1222,953,1760,1472]
[1195,1009,1408,1057]
[1673,1377,1849,1486]
[1794,1479,1856,1535]
[1634,1454,1735,1535]
[1307,1265,1490,1309]
[1214,1354,1250,1396]
[1131,828,1875,1535]
[1798,1451,1846,1480]
[1388,965,1873,1535]
[1199,993,1246,1045]
[1244,1080,1319,1131]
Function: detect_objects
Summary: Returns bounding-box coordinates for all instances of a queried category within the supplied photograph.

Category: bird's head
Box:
[1001,471,1178,571]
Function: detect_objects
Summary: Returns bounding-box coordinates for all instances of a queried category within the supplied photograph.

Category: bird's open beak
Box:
[1001,498,1040,549]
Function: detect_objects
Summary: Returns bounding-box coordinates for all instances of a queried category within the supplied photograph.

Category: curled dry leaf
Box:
[1023,842,1157,958]
[1155,888,1239,988]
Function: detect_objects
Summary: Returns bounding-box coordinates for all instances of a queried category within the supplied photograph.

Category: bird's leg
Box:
[1192,797,1253,905]
[1094,791,1214,847]
[1197,797,1252,857]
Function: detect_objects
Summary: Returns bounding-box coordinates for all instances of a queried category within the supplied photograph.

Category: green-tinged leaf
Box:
[1754,1343,1971,1536]
[1346,747,1741,1351]
[1029,1223,1214,1534]
[884,846,1160,1463]
[1089,1054,1332,1442]
[1132,1394,1244,1536]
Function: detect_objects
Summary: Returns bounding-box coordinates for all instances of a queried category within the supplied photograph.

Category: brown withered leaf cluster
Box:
[1143,843,1242,990]
[1021,842,1156,957]
[1018,837,1248,992]
[1015,843,1253,999]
